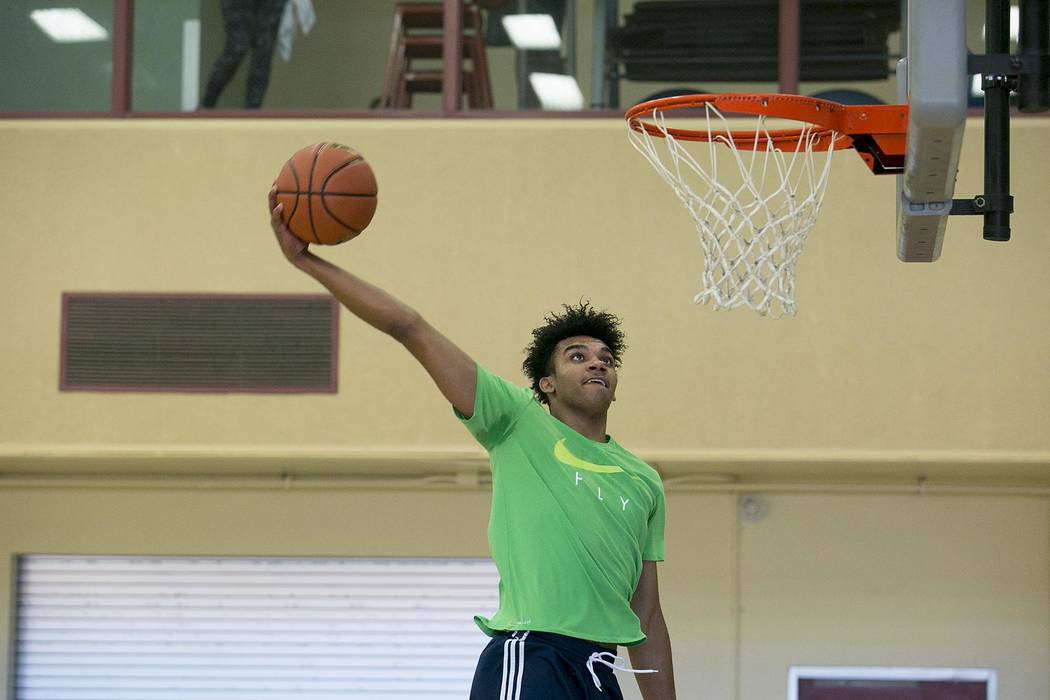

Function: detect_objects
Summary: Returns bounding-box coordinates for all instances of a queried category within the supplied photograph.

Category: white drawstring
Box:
[585,651,657,692]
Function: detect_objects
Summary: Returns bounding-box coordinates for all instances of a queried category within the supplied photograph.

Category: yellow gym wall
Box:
[0,118,1048,698]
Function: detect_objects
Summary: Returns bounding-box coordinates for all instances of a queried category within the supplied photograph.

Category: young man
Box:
[269,189,676,699]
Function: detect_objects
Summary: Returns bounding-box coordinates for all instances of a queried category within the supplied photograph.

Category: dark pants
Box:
[202,0,286,108]
[470,631,625,700]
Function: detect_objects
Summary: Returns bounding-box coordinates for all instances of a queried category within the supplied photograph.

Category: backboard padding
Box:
[896,0,968,262]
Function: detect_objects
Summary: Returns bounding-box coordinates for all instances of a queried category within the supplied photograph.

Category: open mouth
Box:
[584,378,608,387]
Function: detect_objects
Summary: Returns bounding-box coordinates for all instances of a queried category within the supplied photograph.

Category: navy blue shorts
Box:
[469,630,625,700]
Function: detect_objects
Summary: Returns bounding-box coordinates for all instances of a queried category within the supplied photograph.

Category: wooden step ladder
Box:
[380,2,493,110]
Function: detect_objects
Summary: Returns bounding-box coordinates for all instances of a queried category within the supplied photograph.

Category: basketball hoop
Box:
[625,94,908,317]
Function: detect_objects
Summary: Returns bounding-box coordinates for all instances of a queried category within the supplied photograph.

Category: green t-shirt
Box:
[457,365,666,646]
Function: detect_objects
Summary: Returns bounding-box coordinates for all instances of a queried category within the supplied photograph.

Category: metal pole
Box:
[1017,0,1050,112]
[516,0,528,109]
[565,0,577,80]
[112,0,133,114]
[591,0,608,108]
[778,0,801,94]
[606,0,619,108]
[983,0,1011,241]
[442,0,464,113]
[899,0,907,62]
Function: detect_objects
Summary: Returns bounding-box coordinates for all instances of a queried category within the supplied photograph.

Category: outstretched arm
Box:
[628,561,677,700]
[270,187,477,417]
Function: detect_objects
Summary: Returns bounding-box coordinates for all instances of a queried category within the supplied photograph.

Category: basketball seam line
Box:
[285,160,302,232]
[274,191,376,198]
[306,144,322,244]
[320,208,363,238]
[318,152,372,237]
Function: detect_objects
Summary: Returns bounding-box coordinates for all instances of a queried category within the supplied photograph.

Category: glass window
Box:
[607,0,902,111]
[481,0,586,110]
[6,1,1035,116]
[0,1,114,113]
[131,0,452,113]
[133,0,203,112]
[476,0,905,113]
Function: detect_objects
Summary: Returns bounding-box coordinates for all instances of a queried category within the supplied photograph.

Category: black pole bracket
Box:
[967,52,1050,77]
[982,74,1018,90]
[950,194,1015,216]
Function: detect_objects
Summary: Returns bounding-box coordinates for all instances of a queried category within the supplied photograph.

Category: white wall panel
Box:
[15,555,499,700]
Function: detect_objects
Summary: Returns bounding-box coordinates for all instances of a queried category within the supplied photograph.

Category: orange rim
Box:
[625,93,909,152]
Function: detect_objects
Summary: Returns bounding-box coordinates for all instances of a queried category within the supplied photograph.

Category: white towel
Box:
[277,0,317,62]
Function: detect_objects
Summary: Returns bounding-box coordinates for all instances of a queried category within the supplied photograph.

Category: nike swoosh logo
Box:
[553,438,624,474]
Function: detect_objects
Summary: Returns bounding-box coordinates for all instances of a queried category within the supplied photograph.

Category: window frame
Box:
[3,0,808,119]
[788,666,998,700]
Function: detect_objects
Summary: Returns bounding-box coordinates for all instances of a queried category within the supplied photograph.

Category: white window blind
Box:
[15,555,500,700]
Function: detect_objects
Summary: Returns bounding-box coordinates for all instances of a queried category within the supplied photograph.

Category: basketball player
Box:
[269,188,676,700]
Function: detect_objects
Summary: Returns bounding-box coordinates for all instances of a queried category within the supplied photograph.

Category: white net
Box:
[628,104,841,317]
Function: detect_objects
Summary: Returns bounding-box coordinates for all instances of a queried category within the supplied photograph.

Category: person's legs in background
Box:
[202,0,286,109]
[243,0,287,108]
[202,0,254,108]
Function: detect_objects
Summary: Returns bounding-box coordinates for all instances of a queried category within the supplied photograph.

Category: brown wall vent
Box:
[60,293,338,393]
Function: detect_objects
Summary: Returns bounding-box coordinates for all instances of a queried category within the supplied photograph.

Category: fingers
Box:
[270,208,285,236]
[269,187,284,226]
[268,185,307,262]
[269,185,287,226]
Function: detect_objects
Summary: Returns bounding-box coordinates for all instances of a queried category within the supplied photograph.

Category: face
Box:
[538,336,618,413]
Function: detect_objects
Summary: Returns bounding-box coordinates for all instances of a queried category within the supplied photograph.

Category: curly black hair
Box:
[522,301,627,404]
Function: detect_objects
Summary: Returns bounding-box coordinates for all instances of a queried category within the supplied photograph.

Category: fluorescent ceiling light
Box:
[502,14,561,50]
[30,8,109,43]
[528,73,584,111]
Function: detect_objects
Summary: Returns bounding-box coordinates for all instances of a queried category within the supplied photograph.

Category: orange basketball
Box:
[274,142,378,245]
